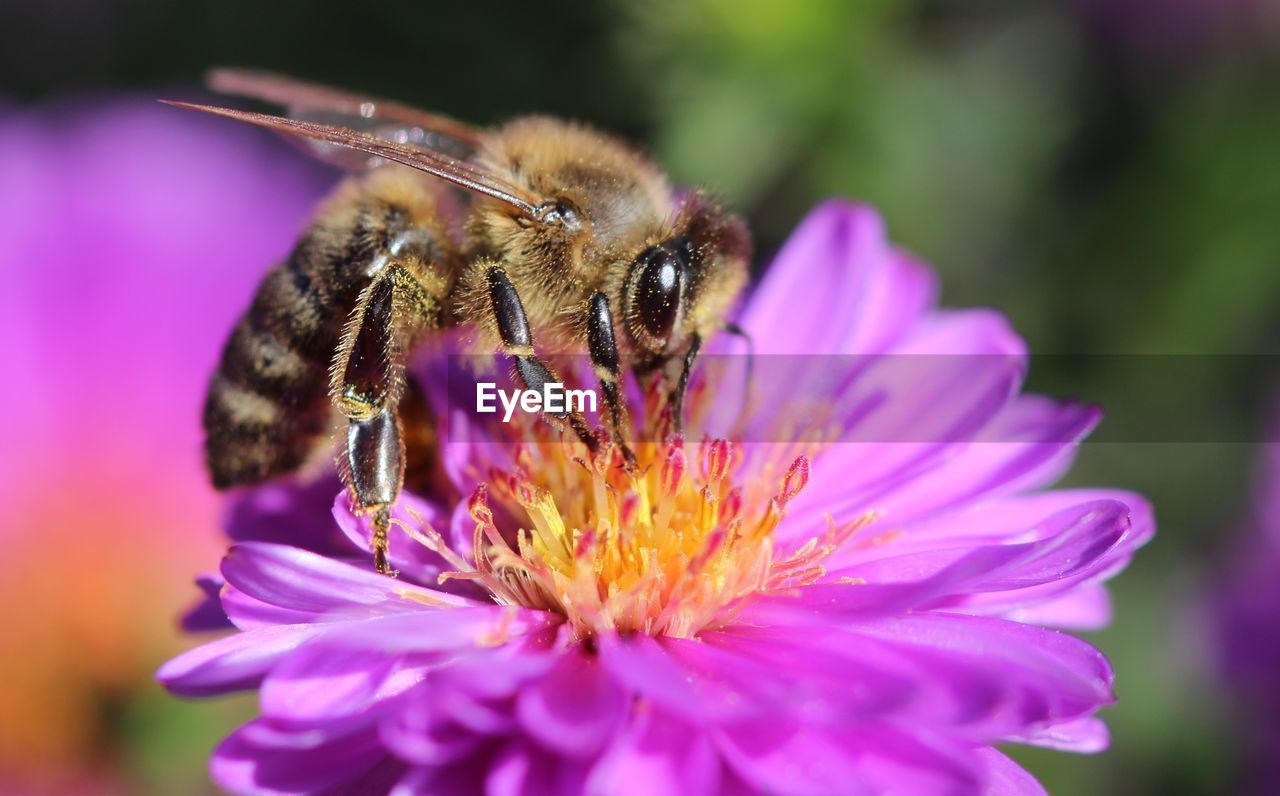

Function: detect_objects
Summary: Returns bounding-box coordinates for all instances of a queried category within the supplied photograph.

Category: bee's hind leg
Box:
[333,260,446,575]
[345,408,401,575]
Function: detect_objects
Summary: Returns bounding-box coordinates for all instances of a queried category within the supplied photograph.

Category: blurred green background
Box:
[2,0,1278,793]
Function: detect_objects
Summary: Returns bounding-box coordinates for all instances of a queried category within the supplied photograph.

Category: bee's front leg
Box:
[669,332,701,434]
[484,266,599,454]
[585,292,637,468]
[333,261,442,575]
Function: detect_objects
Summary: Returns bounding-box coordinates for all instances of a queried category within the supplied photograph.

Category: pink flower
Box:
[161,200,1153,794]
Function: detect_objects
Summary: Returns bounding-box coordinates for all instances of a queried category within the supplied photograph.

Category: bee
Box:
[166,70,751,574]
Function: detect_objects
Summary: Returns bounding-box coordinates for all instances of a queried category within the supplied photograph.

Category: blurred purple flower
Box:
[1214,409,1280,792]
[160,201,1153,795]
[1067,0,1280,62]
[0,97,329,788]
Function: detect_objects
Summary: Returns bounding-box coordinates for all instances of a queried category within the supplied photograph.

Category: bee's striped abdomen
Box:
[202,257,338,488]
[202,170,456,490]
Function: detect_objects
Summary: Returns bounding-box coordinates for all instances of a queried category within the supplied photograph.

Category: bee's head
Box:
[622,194,750,361]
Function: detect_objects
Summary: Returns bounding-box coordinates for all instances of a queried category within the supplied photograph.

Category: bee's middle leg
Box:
[333,261,443,575]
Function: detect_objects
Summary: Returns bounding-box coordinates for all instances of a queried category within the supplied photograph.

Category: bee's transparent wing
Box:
[206,69,480,170]
[163,100,544,217]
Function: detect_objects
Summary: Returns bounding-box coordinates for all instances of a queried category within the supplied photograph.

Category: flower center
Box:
[404,380,874,639]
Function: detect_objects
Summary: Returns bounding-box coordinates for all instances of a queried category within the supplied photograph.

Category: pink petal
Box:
[485,739,590,796]
[160,607,550,702]
[664,634,901,723]
[383,638,551,757]
[737,200,892,356]
[226,475,352,554]
[978,747,1048,795]
[259,643,425,727]
[431,631,559,702]
[516,648,628,758]
[862,488,1154,555]
[835,396,1102,528]
[844,614,1115,734]
[597,633,762,725]
[1005,715,1110,753]
[604,630,907,727]
[181,573,232,632]
[715,721,982,796]
[718,203,941,441]
[1000,584,1113,631]
[844,248,939,354]
[695,628,918,720]
[783,312,1027,526]
[380,695,488,766]
[714,614,1112,742]
[585,708,721,796]
[892,307,1027,357]
[220,583,327,630]
[391,763,485,796]
[317,606,556,655]
[220,542,474,628]
[157,623,323,697]
[211,719,387,795]
[821,499,1136,615]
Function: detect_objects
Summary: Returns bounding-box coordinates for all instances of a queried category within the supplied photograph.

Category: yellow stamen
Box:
[409,388,878,640]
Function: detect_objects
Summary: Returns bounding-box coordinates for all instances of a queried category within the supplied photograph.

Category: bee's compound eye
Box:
[635,247,684,342]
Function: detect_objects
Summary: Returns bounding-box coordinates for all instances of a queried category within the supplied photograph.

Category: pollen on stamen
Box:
[406,416,873,639]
